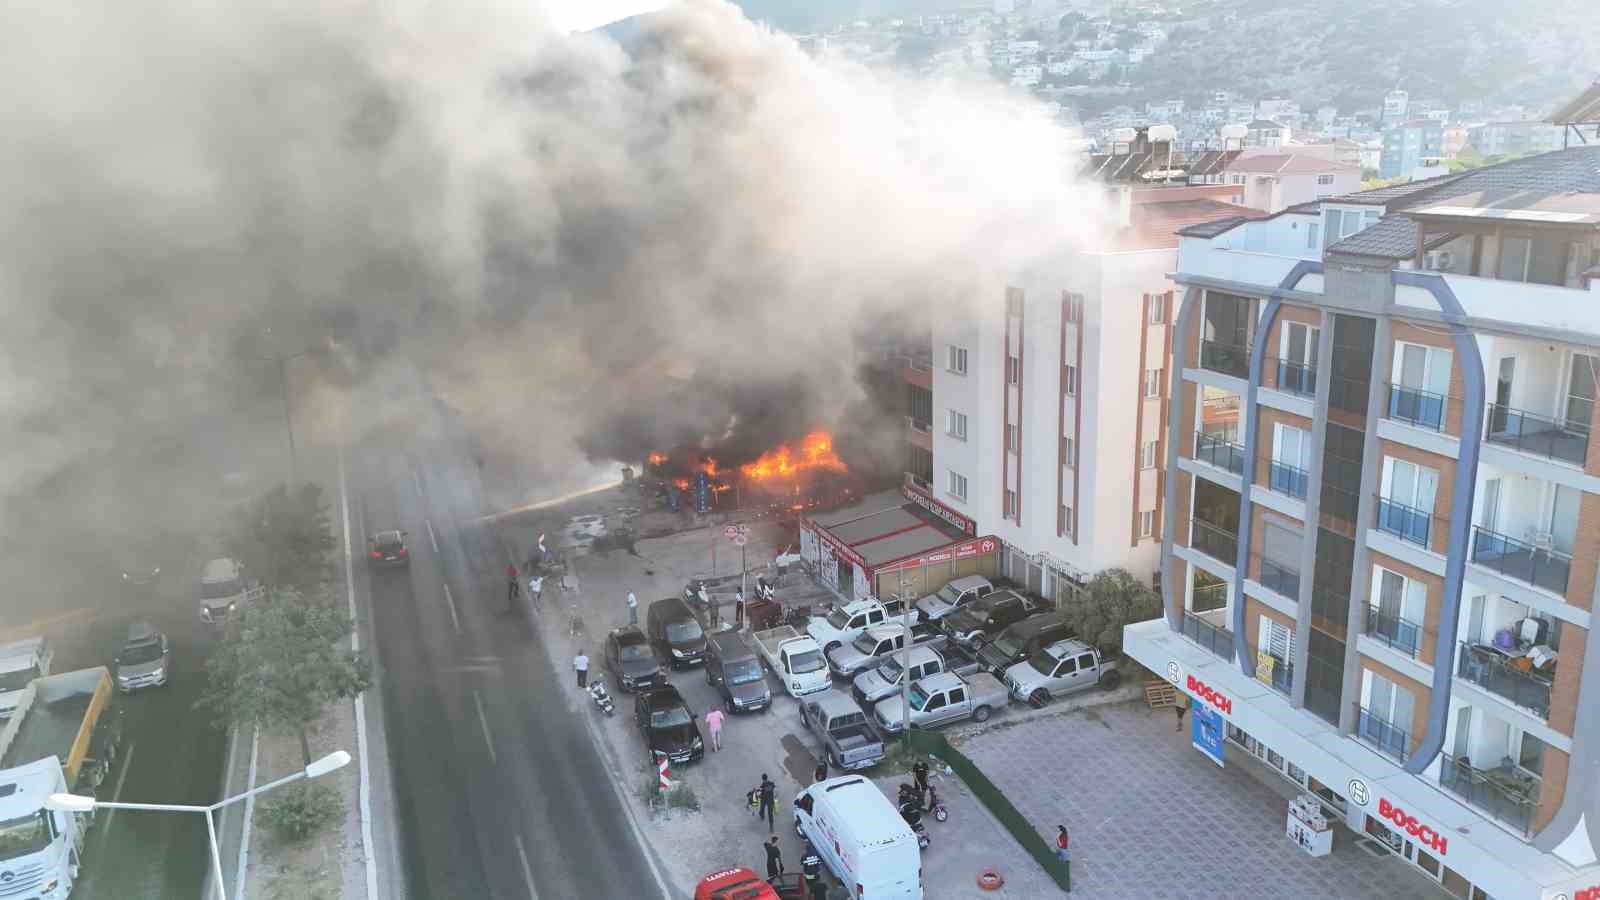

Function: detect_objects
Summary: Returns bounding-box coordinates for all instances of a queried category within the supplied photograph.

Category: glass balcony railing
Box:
[1387,383,1447,431]
[1200,339,1250,379]
[1249,644,1293,696]
[1182,611,1233,661]
[1194,432,1246,475]
[1471,526,1571,595]
[1456,641,1552,719]
[1357,705,1410,764]
[1485,404,1590,466]
[1191,580,1228,613]
[1190,519,1239,565]
[1274,360,1317,397]
[1257,557,1300,599]
[1375,496,1433,548]
[1438,752,1536,837]
[1364,607,1425,658]
[1267,459,1308,498]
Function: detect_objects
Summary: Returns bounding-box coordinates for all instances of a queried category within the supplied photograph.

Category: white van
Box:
[0,638,52,719]
[793,776,922,900]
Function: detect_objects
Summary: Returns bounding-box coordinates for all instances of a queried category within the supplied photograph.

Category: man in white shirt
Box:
[574,650,589,688]
[627,591,638,626]
[529,574,544,610]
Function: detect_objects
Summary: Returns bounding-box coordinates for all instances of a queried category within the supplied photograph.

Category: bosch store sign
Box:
[1185,675,1231,715]
[1377,798,1447,855]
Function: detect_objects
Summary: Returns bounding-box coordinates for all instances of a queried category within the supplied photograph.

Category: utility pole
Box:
[250,328,314,485]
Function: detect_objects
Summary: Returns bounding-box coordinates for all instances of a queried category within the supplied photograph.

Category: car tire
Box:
[798,706,809,728]
[973,705,992,723]
[1028,690,1050,709]
[828,750,840,769]
[1101,669,1123,690]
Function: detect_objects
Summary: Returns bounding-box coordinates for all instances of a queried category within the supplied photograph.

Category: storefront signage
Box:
[878,536,998,573]
[1346,779,1370,808]
[1191,703,1224,767]
[809,523,866,569]
[902,477,977,536]
[1185,674,1232,715]
[1377,798,1447,855]
[1573,888,1600,900]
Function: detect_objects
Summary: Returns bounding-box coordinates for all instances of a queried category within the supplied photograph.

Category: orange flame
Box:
[700,457,720,477]
[741,431,847,481]
[672,477,690,490]
[647,452,667,466]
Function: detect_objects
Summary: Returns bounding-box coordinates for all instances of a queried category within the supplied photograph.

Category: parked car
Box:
[800,690,885,771]
[647,596,708,668]
[634,685,704,765]
[794,776,922,899]
[753,626,830,698]
[806,598,892,653]
[914,575,994,622]
[851,644,982,707]
[1003,639,1121,706]
[0,639,51,719]
[604,626,664,693]
[367,530,410,567]
[872,671,1010,733]
[939,590,1039,646]
[694,867,805,900]
[197,557,259,628]
[827,623,947,680]
[114,622,171,693]
[973,610,1075,674]
[705,632,771,713]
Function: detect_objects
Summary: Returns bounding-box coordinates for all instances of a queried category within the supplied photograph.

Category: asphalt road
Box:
[353,405,666,899]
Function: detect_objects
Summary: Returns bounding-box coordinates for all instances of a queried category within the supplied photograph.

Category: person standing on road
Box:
[705,706,725,751]
[1055,824,1070,864]
[801,843,823,898]
[757,773,777,830]
[912,759,930,806]
[506,564,521,611]
[574,649,589,688]
[627,591,638,626]
[734,589,745,629]
[1174,694,1188,731]
[529,574,544,611]
[764,835,783,879]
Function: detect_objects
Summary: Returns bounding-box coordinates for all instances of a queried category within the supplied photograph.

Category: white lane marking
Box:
[339,446,382,900]
[443,583,462,634]
[425,519,439,554]
[100,741,135,835]
[234,726,260,900]
[514,834,541,900]
[472,690,497,765]
[413,467,423,497]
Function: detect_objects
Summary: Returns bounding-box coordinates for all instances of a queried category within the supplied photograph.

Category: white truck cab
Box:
[753,626,831,698]
[0,639,52,720]
[913,575,994,622]
[806,599,891,652]
[794,776,922,899]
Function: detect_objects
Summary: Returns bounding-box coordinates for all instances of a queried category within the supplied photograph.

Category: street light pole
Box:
[47,750,350,900]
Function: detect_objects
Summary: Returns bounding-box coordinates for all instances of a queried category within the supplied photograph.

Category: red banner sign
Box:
[877,536,998,574]
[902,476,976,536]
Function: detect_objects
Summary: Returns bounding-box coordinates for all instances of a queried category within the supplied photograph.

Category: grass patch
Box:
[258,783,342,845]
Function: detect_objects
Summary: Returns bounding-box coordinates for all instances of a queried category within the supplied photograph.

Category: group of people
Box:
[504,563,545,612]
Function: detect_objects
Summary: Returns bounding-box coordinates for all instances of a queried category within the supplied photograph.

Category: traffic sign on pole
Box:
[724,525,739,539]
[657,752,671,789]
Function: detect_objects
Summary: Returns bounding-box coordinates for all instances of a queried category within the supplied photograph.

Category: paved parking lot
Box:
[957,701,1453,900]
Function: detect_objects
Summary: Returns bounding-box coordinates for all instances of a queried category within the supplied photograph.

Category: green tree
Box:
[202,592,371,766]
[225,483,335,592]
[1063,568,1161,653]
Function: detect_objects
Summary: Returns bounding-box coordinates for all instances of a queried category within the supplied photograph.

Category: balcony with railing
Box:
[1249,643,1294,696]
[1182,609,1234,660]
[1265,357,1317,398]
[1438,752,1537,837]
[1190,518,1239,565]
[1386,382,1450,432]
[1364,606,1428,660]
[1456,641,1553,719]
[1470,526,1571,595]
[1374,496,1435,549]
[1194,432,1246,475]
[1265,458,1309,499]
[1356,705,1412,764]
[1255,554,1300,600]
[1191,579,1228,613]
[1485,404,1590,467]
[1199,339,1250,380]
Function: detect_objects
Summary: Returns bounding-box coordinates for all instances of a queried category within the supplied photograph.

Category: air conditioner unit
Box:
[1424,249,1453,271]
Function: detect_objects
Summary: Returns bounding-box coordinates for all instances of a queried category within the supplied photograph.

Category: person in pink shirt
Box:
[704,706,726,751]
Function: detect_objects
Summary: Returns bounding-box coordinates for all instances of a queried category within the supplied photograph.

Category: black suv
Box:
[975,610,1074,674]
[606,627,664,692]
[646,596,707,668]
[634,685,704,765]
[367,530,410,567]
[940,590,1039,646]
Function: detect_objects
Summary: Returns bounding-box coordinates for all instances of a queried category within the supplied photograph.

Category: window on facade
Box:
[1063,292,1084,323]
[1272,423,1310,473]
[947,470,968,501]
[1064,365,1078,395]
[947,345,969,375]
[1144,368,1163,398]
[1003,489,1018,517]
[1006,288,1025,317]
[1393,342,1452,399]
[946,409,968,440]
[1005,424,1019,454]
[1373,566,1427,634]
[1147,294,1166,324]
[1306,222,1321,249]
[1007,356,1021,384]
[1322,209,1369,247]
[1059,504,1074,537]
[1062,436,1076,467]
[1567,353,1597,433]
[1496,235,1569,287]
[1139,510,1155,538]
[1382,458,1438,518]
[1317,174,1335,185]
[1259,614,1295,667]
[1140,440,1158,469]
[907,445,933,486]
[1519,732,1546,776]
[1280,322,1320,380]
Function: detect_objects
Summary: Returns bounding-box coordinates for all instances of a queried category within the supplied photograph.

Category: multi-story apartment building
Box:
[1381,120,1446,180]
[1223,152,1361,213]
[904,131,1259,599]
[1125,140,1600,899]
[1469,121,1567,159]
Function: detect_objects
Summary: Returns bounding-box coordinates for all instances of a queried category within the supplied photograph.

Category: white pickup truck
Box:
[805,596,910,653]
[872,671,1010,734]
[0,638,52,720]
[1002,639,1122,706]
[753,626,830,698]
[850,644,983,707]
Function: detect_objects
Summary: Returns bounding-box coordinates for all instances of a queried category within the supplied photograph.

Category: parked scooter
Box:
[897,784,931,850]
[927,783,948,823]
[589,676,615,716]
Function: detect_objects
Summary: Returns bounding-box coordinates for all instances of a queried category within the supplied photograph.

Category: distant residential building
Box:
[1468,121,1566,157]
[1359,139,1382,171]
[1315,106,1339,129]
[1257,98,1300,123]
[993,0,1014,13]
[1442,126,1470,159]
[1011,64,1043,87]
[1223,153,1361,213]
[1380,120,1444,179]
[1244,119,1291,150]
[1284,138,1364,170]
[1382,87,1409,122]
[1226,104,1257,125]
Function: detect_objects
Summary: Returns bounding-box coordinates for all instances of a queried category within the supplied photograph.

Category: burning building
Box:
[644,430,869,515]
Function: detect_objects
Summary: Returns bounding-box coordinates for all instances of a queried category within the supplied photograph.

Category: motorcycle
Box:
[927,783,948,823]
[897,784,931,850]
[589,676,615,716]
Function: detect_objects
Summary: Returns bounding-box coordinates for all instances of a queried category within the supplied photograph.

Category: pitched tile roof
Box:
[1118,199,1267,250]
[1325,215,1459,259]
[1225,153,1359,175]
